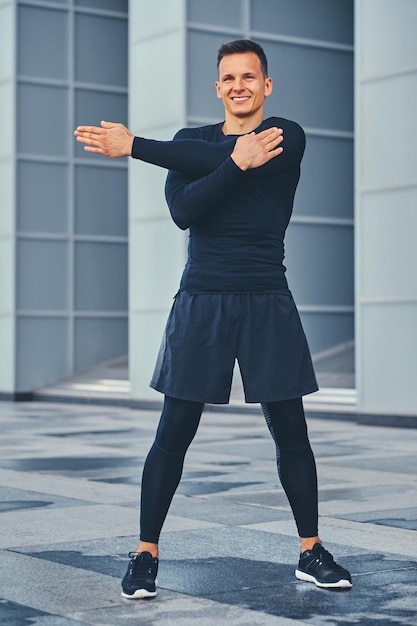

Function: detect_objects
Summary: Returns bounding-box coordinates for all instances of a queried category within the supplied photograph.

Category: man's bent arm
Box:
[165,158,245,230]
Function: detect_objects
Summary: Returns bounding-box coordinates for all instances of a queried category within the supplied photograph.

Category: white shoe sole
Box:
[295,568,352,589]
[121,588,157,599]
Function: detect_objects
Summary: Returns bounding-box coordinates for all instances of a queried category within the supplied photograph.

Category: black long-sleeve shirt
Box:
[131,116,305,294]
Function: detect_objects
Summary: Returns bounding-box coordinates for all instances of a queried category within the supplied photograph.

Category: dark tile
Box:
[0,598,47,626]
[318,483,411,503]
[324,455,417,474]
[339,507,417,532]
[45,428,137,438]
[21,549,126,578]
[0,598,87,625]
[160,555,417,624]
[0,456,137,473]
[160,556,294,595]
[0,500,52,513]
[91,475,141,485]
[0,486,91,510]
[176,481,263,496]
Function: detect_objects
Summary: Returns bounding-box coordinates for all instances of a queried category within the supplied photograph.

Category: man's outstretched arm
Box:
[74,121,283,175]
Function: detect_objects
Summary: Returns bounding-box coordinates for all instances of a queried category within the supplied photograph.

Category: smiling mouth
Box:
[231,96,250,103]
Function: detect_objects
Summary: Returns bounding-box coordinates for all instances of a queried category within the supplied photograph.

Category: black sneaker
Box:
[121,551,158,599]
[295,543,352,589]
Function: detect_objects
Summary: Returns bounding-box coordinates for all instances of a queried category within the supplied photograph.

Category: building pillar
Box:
[355,0,417,415]
[128,0,187,401]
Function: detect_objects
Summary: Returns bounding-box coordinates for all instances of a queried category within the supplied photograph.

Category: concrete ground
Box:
[0,400,416,625]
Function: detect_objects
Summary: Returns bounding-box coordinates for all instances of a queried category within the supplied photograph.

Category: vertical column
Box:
[0,1,16,395]
[129,0,187,401]
[355,0,417,414]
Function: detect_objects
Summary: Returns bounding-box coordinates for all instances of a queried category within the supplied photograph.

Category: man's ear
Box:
[265,77,273,97]
[215,81,222,99]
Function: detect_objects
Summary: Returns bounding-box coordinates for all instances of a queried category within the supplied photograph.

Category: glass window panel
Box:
[17,317,69,391]
[74,317,127,371]
[74,89,127,159]
[18,84,68,157]
[17,239,68,310]
[75,13,127,87]
[260,40,353,132]
[75,165,127,236]
[187,0,243,29]
[294,136,353,219]
[18,5,68,80]
[285,223,354,307]
[18,162,68,234]
[75,241,128,311]
[251,0,353,45]
[75,0,128,11]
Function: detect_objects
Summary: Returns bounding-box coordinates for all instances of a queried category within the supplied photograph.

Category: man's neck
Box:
[222,113,264,135]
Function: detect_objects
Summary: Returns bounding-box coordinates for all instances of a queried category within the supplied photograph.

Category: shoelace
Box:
[128,552,156,577]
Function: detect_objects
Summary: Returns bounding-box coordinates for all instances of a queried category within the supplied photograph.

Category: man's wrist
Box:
[230,154,249,171]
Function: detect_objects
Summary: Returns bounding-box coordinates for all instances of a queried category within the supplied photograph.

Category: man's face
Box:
[215,51,272,121]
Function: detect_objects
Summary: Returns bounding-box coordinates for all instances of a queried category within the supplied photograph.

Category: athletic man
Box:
[75,39,352,597]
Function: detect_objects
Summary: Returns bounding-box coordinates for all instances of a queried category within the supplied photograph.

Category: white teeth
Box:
[232,97,249,102]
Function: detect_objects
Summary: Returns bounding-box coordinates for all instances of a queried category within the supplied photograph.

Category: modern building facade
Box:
[1,0,416,420]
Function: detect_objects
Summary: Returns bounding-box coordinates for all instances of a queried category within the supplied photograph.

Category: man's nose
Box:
[232,78,244,91]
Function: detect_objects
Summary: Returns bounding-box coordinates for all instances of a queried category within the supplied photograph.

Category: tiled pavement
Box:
[0,400,416,625]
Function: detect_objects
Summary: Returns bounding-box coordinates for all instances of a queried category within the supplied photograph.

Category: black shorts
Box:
[150,291,318,404]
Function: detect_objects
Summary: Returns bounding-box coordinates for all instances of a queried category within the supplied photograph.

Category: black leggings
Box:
[139,396,318,543]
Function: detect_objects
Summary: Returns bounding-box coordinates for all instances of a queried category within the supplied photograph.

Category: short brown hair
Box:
[217,39,268,77]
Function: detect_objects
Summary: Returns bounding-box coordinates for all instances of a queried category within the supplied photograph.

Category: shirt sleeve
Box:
[131,127,237,175]
[165,156,245,230]
[257,118,306,175]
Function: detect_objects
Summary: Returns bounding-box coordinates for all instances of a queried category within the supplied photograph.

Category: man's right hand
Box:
[231,127,283,171]
[74,120,134,157]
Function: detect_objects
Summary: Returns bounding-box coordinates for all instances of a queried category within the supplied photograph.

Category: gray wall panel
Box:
[295,136,354,219]
[18,162,68,234]
[17,317,69,391]
[17,240,68,311]
[300,312,354,354]
[285,223,354,306]
[11,1,128,392]
[18,5,68,80]
[251,0,353,44]
[74,90,127,159]
[74,317,127,371]
[260,40,353,131]
[75,0,128,10]
[75,242,128,311]
[75,13,128,86]
[187,0,243,28]
[75,165,127,236]
[18,84,69,157]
